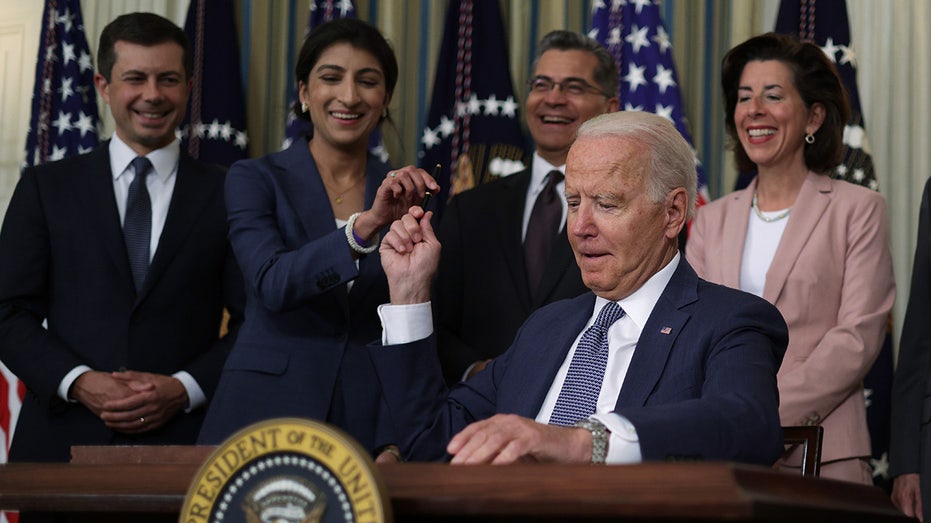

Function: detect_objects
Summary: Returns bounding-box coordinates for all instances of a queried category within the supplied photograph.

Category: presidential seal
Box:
[181,418,392,523]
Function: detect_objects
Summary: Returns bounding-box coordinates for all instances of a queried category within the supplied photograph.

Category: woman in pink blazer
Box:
[686,33,894,484]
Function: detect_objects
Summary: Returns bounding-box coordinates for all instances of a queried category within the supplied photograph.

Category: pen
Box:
[421,163,440,209]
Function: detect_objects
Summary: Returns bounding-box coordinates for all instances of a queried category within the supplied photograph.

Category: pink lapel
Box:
[719,180,755,289]
[762,172,833,303]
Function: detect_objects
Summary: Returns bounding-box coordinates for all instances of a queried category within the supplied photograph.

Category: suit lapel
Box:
[496,170,533,309]
[79,146,134,290]
[615,260,697,408]
[141,154,215,299]
[720,181,754,289]
[276,141,335,242]
[348,156,388,307]
[762,172,831,303]
[508,293,595,416]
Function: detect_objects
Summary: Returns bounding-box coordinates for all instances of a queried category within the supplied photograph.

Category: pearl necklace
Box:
[751,191,792,222]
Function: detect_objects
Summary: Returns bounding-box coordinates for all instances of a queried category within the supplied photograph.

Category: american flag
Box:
[281,0,388,162]
[13,2,98,519]
[181,0,249,167]
[418,0,527,217]
[22,0,100,169]
[589,0,709,209]
[774,0,890,490]
[775,0,877,190]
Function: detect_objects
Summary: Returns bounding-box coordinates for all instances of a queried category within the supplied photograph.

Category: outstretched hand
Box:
[447,414,592,465]
[379,206,440,305]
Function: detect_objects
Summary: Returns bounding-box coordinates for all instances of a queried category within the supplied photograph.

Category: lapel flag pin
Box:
[660,327,672,335]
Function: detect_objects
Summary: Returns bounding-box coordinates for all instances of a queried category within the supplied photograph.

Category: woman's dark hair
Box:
[721,32,850,174]
[292,18,398,124]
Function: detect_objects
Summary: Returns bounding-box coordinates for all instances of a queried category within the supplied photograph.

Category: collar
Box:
[531,152,565,190]
[109,133,181,182]
[596,252,681,333]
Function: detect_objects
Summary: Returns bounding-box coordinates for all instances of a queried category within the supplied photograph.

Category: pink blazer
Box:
[686,172,895,463]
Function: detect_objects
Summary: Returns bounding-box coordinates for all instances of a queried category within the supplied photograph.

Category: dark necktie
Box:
[549,302,626,427]
[524,170,564,289]
[124,157,153,292]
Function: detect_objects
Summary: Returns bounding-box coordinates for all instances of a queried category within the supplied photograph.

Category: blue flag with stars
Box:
[182,0,249,167]
[774,0,891,490]
[23,0,100,168]
[418,0,528,217]
[589,0,708,209]
[776,0,877,190]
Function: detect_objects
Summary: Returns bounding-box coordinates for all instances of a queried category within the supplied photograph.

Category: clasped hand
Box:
[71,370,188,434]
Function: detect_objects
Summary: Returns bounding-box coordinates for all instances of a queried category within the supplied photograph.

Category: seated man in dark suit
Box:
[373,111,788,464]
[435,30,618,384]
[0,12,243,463]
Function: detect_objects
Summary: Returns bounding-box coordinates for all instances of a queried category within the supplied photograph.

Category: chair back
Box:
[781,425,824,478]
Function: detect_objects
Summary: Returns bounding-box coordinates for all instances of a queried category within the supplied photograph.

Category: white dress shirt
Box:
[378,253,681,464]
[58,134,204,411]
[740,209,789,297]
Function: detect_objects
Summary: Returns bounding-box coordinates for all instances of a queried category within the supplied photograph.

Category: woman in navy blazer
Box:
[198,18,438,454]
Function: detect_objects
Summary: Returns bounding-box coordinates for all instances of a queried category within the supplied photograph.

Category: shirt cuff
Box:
[378,302,433,345]
[593,412,642,464]
[172,371,204,412]
[59,365,93,402]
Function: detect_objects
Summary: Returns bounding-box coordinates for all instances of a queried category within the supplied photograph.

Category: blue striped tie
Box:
[549,302,625,426]
[124,157,153,292]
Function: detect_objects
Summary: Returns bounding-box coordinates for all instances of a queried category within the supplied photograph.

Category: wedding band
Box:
[138,417,145,424]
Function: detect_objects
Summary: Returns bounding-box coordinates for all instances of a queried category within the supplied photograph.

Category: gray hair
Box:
[532,30,619,97]
[577,111,697,219]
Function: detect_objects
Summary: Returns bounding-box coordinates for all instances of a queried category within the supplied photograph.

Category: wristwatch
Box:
[575,418,608,464]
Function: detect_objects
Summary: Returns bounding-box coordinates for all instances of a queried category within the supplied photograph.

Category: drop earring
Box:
[301,102,308,113]
[804,132,815,144]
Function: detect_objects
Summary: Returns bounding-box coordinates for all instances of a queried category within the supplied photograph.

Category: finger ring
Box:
[138,417,145,424]
[389,171,396,178]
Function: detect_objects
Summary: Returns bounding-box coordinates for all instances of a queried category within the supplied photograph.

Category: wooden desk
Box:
[0,451,913,522]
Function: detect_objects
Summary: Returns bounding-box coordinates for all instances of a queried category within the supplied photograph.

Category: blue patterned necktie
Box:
[124,156,153,292]
[549,301,626,427]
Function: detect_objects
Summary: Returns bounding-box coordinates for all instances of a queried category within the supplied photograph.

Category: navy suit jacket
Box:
[435,168,588,383]
[0,144,244,462]
[891,177,931,521]
[199,139,394,453]
[373,259,788,465]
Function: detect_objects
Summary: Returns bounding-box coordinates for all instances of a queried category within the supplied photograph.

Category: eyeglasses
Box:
[527,76,610,98]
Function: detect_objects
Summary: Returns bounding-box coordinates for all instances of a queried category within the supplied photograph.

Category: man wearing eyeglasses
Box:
[435,31,619,384]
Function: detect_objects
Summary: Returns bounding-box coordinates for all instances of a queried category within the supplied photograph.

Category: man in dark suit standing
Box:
[435,31,619,383]
[375,111,788,465]
[0,12,244,463]
[890,177,931,523]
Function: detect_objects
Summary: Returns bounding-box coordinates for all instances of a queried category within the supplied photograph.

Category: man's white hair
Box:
[576,111,697,219]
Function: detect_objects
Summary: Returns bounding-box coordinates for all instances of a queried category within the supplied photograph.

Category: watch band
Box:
[575,418,608,464]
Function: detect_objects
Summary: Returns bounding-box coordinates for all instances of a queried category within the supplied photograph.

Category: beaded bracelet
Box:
[345,212,379,254]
